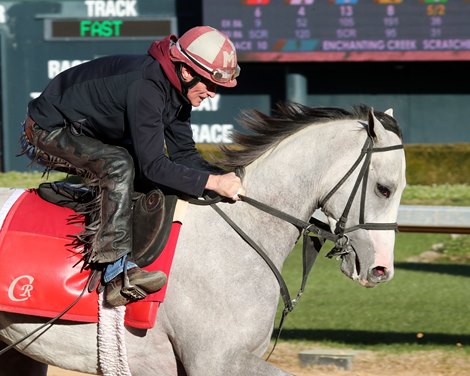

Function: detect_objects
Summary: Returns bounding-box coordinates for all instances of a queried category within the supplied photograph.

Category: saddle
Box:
[36,181,178,267]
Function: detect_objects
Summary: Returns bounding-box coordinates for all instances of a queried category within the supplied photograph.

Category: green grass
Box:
[0,171,67,188]
[1,172,469,206]
[402,184,470,206]
[279,232,470,353]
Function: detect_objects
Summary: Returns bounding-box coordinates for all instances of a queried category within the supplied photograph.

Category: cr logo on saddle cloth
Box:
[19,26,245,308]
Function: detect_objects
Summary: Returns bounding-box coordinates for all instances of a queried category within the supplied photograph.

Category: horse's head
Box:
[220,103,406,288]
[319,108,406,287]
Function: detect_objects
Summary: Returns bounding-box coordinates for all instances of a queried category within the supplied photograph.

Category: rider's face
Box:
[181,66,217,107]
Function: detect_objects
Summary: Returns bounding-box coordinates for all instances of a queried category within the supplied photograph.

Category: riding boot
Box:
[37,181,96,212]
[24,121,167,303]
[105,267,167,307]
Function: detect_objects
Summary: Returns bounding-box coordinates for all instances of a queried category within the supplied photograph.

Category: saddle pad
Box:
[0,189,181,329]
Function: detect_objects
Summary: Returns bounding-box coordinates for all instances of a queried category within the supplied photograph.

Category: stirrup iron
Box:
[120,267,147,300]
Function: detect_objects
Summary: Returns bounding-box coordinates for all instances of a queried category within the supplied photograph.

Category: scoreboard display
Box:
[203,0,470,62]
[0,0,270,171]
[44,18,174,40]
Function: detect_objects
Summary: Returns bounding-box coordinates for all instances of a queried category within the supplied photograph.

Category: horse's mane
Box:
[219,102,402,169]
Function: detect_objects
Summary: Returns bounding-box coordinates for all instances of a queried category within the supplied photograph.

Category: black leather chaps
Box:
[21,120,134,264]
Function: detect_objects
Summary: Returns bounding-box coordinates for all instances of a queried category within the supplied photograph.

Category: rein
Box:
[212,195,331,310]
[0,277,91,357]
[190,194,337,310]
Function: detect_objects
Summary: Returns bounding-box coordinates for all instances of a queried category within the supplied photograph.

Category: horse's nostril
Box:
[370,266,388,281]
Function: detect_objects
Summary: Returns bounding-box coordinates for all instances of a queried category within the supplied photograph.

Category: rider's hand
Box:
[205,172,245,200]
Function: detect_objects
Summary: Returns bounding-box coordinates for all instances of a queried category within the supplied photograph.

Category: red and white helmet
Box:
[170,26,240,88]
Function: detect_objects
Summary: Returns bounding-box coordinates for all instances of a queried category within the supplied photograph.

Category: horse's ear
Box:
[384,108,394,118]
[367,107,387,142]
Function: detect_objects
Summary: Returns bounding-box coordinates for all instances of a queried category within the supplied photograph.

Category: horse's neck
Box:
[232,126,335,265]
[244,124,338,216]
[213,122,365,266]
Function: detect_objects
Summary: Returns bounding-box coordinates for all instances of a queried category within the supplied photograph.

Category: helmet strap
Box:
[176,63,201,95]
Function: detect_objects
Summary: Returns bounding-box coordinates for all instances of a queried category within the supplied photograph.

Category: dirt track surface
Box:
[47,342,470,376]
[267,343,470,376]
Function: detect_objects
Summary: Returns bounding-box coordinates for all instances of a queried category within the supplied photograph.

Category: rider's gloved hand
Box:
[206,172,245,201]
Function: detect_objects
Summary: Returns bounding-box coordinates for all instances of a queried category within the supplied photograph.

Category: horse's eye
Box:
[376,183,391,198]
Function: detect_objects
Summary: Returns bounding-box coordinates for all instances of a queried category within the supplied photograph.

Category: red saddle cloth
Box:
[0,189,181,329]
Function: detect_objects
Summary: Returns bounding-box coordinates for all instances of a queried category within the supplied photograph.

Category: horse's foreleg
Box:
[223,351,294,376]
[186,350,294,376]
[0,341,48,376]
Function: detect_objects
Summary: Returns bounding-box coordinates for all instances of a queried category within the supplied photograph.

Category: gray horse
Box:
[0,104,406,375]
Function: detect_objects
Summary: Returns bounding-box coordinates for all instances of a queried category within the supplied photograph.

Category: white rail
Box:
[398,205,470,234]
[312,205,470,234]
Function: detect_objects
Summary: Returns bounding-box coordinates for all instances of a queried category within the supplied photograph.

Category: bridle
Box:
[190,132,404,356]
[320,135,404,258]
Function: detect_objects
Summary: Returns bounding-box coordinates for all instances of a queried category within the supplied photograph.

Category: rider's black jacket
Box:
[28,54,221,197]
